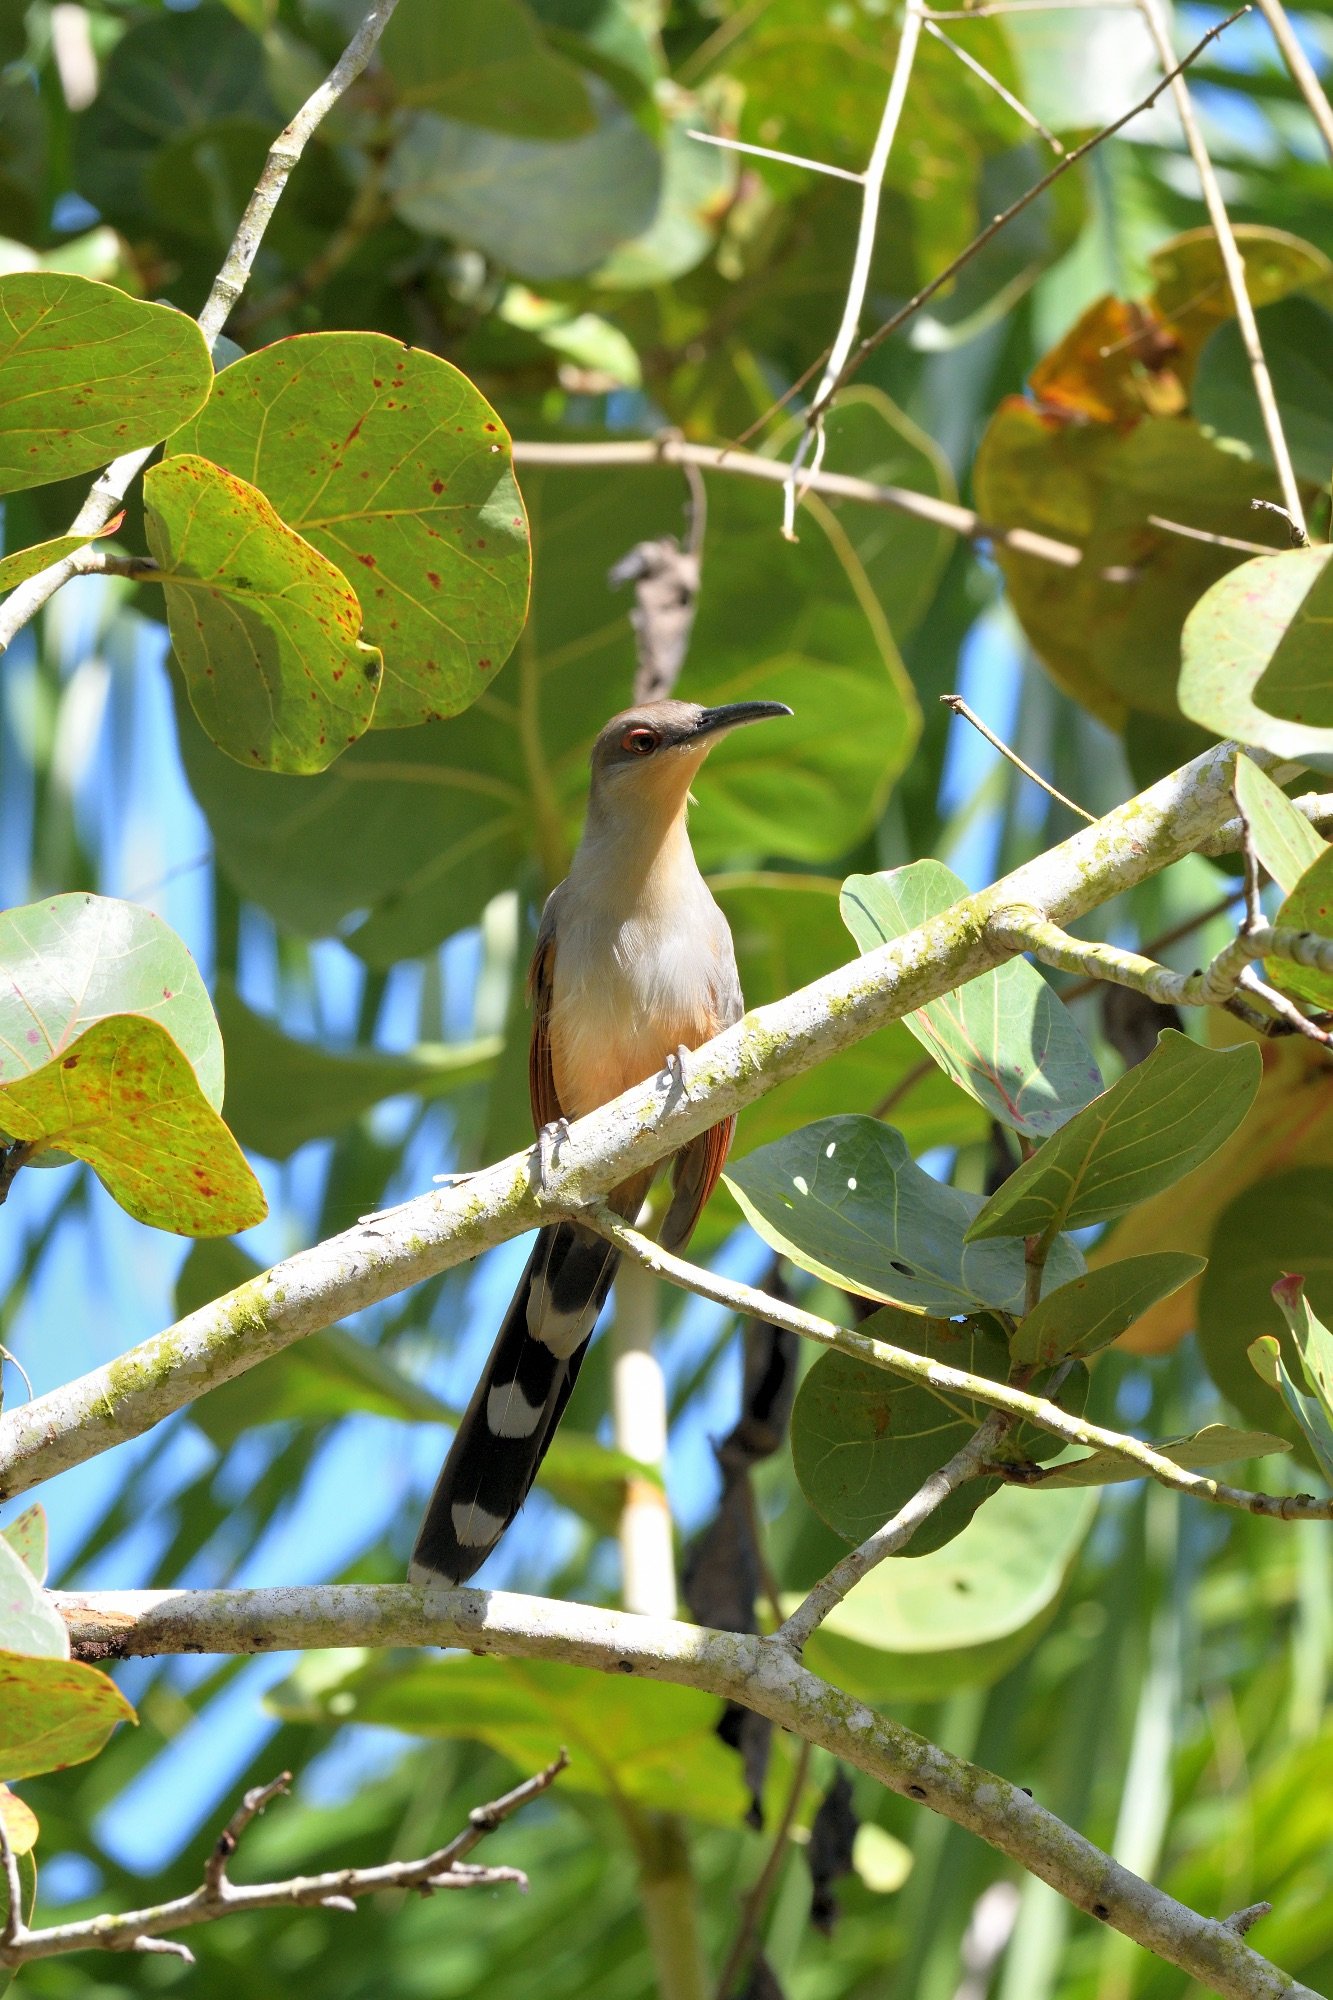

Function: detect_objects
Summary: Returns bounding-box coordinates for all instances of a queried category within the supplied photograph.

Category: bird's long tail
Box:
[408,1219,621,1586]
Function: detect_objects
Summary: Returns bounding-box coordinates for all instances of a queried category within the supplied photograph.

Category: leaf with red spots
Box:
[0,893,265,1236]
[0,1015,266,1236]
[144,454,382,775]
[0,511,124,593]
[0,1652,136,1780]
[170,332,529,727]
[0,272,212,496]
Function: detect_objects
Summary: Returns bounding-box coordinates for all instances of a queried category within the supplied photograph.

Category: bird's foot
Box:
[658,1045,691,1109]
[537,1117,572,1186]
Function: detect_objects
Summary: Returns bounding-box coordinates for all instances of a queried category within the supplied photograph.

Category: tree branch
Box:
[0,1755,564,1967]
[52,1584,1319,2000]
[778,1413,1016,1653]
[0,0,402,657]
[510,438,1083,570]
[589,1211,1330,1522]
[0,736,1292,1503]
[1136,0,1306,536]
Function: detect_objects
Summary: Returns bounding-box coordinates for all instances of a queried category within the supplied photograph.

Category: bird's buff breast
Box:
[548,906,724,1119]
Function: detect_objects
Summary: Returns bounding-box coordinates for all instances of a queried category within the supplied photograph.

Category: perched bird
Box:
[409,697,792,1586]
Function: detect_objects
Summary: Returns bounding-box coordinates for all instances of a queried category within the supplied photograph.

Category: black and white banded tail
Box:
[408,1221,619,1586]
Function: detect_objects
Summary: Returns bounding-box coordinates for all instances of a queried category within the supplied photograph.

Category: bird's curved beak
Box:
[691,701,794,742]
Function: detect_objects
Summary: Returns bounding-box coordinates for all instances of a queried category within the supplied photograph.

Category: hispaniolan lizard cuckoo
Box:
[409,697,792,1586]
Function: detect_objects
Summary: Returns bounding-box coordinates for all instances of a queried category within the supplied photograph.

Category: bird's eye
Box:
[622,727,658,756]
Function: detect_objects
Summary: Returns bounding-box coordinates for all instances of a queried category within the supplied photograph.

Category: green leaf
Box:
[802,1486,1097,1703]
[171,333,530,730]
[1265,1273,1333,1482]
[0,1539,67,1660]
[1037,1425,1290,1489]
[269,1654,749,1824]
[1232,752,1327,893]
[1269,848,1333,1011]
[0,513,124,592]
[72,5,274,225]
[0,1015,266,1236]
[144,453,382,775]
[1011,1254,1206,1368]
[178,464,918,964]
[215,980,499,1161]
[0,1652,136,1779]
[0,1787,37,1858]
[791,1310,1009,1551]
[0,892,224,1109]
[588,111,734,291]
[841,860,1103,1136]
[1197,1168,1333,1455]
[1,1506,47,1586]
[1252,544,1333,730]
[1179,547,1333,773]
[387,80,661,280]
[966,1032,1261,1242]
[1194,296,1333,489]
[725,1115,1082,1316]
[380,0,595,136]
[0,272,213,496]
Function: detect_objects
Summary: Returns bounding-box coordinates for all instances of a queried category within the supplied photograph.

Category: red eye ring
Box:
[622,727,658,755]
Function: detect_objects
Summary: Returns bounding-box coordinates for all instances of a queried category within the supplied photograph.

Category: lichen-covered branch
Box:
[54,1584,1316,2000]
[0,0,401,656]
[0,737,1300,1502]
[590,1212,1331,1523]
[0,1755,562,1967]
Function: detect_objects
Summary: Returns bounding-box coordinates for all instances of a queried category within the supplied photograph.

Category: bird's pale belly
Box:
[548,920,720,1120]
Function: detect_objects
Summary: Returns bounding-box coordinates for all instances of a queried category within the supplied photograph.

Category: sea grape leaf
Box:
[0,512,124,592]
[387,79,661,281]
[0,1653,136,1779]
[1252,546,1333,730]
[268,1653,748,1824]
[0,892,223,1109]
[1179,548,1333,774]
[1038,1425,1289,1489]
[725,1115,1083,1317]
[791,1310,1010,1551]
[1232,753,1326,893]
[1011,1254,1205,1368]
[841,860,1103,1136]
[0,1507,47,1587]
[1270,849,1333,1010]
[967,1033,1261,1241]
[0,272,212,495]
[171,332,530,729]
[0,1015,266,1236]
[0,1540,66,1661]
[144,453,382,774]
[379,0,594,136]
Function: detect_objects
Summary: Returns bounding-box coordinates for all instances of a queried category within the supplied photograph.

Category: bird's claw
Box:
[658,1045,691,1108]
[537,1117,572,1186]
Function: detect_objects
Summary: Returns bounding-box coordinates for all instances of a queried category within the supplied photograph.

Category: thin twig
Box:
[780,1413,1015,1653]
[0,1757,565,1967]
[1136,0,1305,536]
[512,438,1083,568]
[1235,788,1264,933]
[0,1812,23,1948]
[230,150,392,335]
[1251,0,1333,160]
[586,1208,1330,1522]
[1058,888,1246,1002]
[783,0,926,536]
[685,129,862,184]
[808,9,1249,420]
[0,1143,34,1209]
[714,1740,812,1999]
[1147,515,1282,558]
[1237,966,1333,1045]
[923,19,1064,152]
[942,695,1095,822]
[0,0,403,657]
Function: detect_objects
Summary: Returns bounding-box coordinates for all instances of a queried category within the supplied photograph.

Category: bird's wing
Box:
[659,909,743,1249]
[527,889,565,1133]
